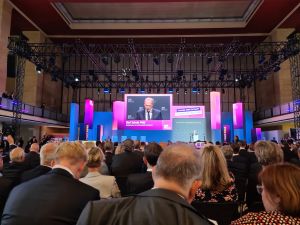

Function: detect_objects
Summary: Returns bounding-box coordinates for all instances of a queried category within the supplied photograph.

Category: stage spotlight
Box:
[103,88,110,94]
[207,56,213,65]
[101,54,109,65]
[192,87,197,93]
[140,88,145,93]
[273,64,281,72]
[36,65,42,74]
[168,88,173,93]
[197,88,201,94]
[153,55,160,65]
[119,87,125,94]
[113,54,121,64]
[184,89,187,95]
[167,54,174,64]
[204,88,208,94]
[176,88,179,94]
[74,76,80,82]
[258,54,265,64]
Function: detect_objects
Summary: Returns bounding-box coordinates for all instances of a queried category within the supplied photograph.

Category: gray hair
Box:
[255,141,283,166]
[221,145,234,160]
[40,143,58,166]
[154,143,202,189]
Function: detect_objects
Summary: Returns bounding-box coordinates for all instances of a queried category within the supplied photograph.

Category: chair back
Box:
[192,201,240,225]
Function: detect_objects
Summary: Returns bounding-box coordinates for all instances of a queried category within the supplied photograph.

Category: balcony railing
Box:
[253,101,294,121]
[0,97,69,123]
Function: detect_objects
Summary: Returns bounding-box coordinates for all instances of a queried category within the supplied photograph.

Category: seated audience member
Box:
[21,143,57,183]
[140,141,146,151]
[1,142,100,225]
[290,148,300,166]
[76,143,213,225]
[80,147,120,198]
[24,143,40,169]
[133,140,143,158]
[246,141,283,209]
[111,139,143,177]
[126,142,163,195]
[2,147,27,185]
[223,145,248,202]
[194,145,238,202]
[103,141,114,171]
[231,163,300,224]
[2,135,17,163]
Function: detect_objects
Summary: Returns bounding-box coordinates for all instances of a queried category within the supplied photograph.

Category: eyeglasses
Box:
[256,185,263,194]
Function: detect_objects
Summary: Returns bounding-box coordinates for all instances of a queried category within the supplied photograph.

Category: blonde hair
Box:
[260,163,300,217]
[10,147,25,162]
[86,147,104,168]
[201,145,232,191]
[115,144,124,155]
[55,142,87,165]
[83,141,96,150]
[255,141,283,166]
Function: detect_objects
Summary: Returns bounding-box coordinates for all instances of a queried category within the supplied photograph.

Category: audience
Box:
[76,143,213,225]
[126,142,163,195]
[111,139,143,177]
[194,145,238,202]
[24,143,40,169]
[80,147,120,198]
[2,147,27,185]
[231,163,300,224]
[246,140,283,210]
[1,142,100,225]
[20,142,57,183]
[103,140,114,172]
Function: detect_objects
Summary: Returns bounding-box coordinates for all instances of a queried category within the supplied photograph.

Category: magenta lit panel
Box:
[233,102,244,129]
[112,101,125,130]
[210,92,221,129]
[84,99,94,129]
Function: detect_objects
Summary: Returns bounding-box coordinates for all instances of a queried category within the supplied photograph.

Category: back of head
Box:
[10,147,25,162]
[255,141,283,166]
[86,147,103,168]
[83,141,96,150]
[259,163,300,217]
[144,142,163,166]
[55,142,87,165]
[121,139,134,152]
[154,143,201,189]
[134,140,141,150]
[7,135,14,145]
[30,143,40,153]
[40,143,58,166]
[103,141,113,152]
[201,145,232,191]
[221,145,234,160]
[238,140,246,148]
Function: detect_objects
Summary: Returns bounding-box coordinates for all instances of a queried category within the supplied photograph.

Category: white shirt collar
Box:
[53,165,75,178]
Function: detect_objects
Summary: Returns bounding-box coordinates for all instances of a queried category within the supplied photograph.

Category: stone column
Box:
[0,0,12,93]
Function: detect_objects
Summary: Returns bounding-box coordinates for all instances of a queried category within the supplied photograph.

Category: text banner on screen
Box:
[172,106,205,118]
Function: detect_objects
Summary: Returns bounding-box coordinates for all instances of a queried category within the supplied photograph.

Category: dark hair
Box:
[144,142,163,166]
[121,139,134,152]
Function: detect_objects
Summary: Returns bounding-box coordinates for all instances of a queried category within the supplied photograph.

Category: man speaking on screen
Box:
[135,97,163,120]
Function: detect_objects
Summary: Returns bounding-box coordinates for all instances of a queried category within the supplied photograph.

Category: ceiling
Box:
[9,0,300,43]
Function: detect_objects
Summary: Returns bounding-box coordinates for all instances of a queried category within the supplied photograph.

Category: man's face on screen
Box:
[144,98,153,112]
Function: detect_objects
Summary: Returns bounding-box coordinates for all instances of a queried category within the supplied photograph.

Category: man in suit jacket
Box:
[1,142,100,225]
[76,143,213,225]
[135,97,162,120]
[24,143,40,169]
[126,142,163,195]
[111,139,143,177]
[21,142,57,183]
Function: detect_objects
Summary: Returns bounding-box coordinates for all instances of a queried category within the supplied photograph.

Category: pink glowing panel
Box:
[84,99,94,129]
[112,101,125,130]
[210,91,221,129]
[233,102,244,129]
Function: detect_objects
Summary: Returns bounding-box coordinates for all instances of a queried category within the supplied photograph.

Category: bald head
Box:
[154,143,201,190]
[40,143,58,166]
[30,143,40,153]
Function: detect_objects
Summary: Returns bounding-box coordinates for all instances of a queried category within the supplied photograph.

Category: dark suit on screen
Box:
[135,108,162,120]
[1,168,100,225]
[20,165,52,183]
[76,188,213,225]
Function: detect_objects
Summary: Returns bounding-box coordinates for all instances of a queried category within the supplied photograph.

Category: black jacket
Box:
[76,188,213,225]
[20,165,52,183]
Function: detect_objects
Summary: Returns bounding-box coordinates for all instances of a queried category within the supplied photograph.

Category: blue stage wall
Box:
[75,111,253,143]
